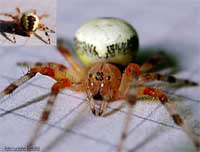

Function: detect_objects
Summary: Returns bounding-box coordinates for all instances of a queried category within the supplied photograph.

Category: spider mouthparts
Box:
[91,107,104,116]
[93,92,103,100]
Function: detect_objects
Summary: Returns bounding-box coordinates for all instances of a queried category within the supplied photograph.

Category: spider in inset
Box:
[0,18,199,152]
[0,7,55,44]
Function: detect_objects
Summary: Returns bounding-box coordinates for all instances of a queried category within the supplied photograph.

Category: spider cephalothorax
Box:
[86,63,122,114]
[0,7,55,44]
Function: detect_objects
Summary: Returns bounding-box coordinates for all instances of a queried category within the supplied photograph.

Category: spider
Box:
[0,18,200,152]
[0,7,55,44]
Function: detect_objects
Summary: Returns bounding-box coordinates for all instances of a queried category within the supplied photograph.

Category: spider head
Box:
[86,63,121,115]
[21,12,40,32]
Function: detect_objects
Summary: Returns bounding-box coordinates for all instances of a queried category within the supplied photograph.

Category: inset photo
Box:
[0,0,56,45]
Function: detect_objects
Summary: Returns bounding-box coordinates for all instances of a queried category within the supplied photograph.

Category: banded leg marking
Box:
[139,73,198,86]
[27,79,71,148]
[139,87,200,151]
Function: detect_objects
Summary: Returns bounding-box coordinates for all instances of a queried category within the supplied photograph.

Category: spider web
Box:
[0,0,56,46]
[0,0,200,152]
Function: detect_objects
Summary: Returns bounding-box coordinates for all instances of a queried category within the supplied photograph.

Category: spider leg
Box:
[33,32,49,44]
[32,9,37,15]
[118,63,140,96]
[27,78,71,149]
[0,13,17,20]
[0,70,36,99]
[38,14,49,20]
[140,55,162,72]
[38,24,55,33]
[17,61,46,68]
[103,96,153,117]
[36,24,55,45]
[17,62,81,82]
[0,63,80,100]
[57,42,84,74]
[11,27,16,43]
[116,63,140,152]
[139,73,198,86]
[45,30,51,44]
[34,24,55,44]
[16,7,22,21]
[16,7,21,15]
[116,90,138,152]
[137,86,200,151]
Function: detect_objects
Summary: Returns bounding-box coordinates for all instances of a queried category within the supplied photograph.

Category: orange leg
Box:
[17,62,81,82]
[140,55,162,72]
[137,87,200,151]
[117,63,140,152]
[57,41,84,74]
[139,73,198,86]
[116,93,138,152]
[16,7,21,21]
[38,14,49,20]
[118,63,140,96]
[37,24,55,44]
[117,63,199,151]
[27,78,71,148]
[0,13,17,20]
[0,63,80,100]
[38,24,55,33]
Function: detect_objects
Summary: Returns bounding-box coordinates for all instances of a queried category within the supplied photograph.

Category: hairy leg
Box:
[0,63,80,100]
[38,24,55,33]
[16,7,22,21]
[0,13,17,20]
[139,72,198,86]
[137,87,200,151]
[116,63,140,152]
[27,78,71,148]
[33,32,49,44]
[57,41,84,74]
[118,63,140,96]
[36,24,55,44]
[140,55,162,72]
[116,91,138,152]
[38,14,49,20]
[17,62,81,83]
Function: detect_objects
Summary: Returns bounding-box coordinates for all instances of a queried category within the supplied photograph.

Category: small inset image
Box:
[0,0,56,45]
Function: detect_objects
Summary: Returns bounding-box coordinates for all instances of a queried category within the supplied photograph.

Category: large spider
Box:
[0,18,199,152]
[0,7,55,44]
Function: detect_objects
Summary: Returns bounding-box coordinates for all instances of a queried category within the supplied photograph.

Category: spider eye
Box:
[95,72,104,81]
[89,73,93,78]
[107,76,111,80]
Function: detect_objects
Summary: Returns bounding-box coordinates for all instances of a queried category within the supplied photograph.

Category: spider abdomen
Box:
[21,12,40,32]
[75,17,139,66]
